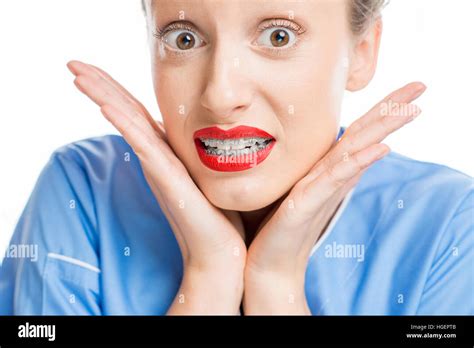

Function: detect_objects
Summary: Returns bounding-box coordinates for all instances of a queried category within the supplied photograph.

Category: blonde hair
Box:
[350,0,388,35]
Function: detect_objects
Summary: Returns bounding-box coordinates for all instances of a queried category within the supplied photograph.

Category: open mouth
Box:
[199,137,273,156]
[193,126,276,172]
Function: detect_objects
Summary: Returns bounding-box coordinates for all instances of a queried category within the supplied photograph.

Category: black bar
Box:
[0,316,472,346]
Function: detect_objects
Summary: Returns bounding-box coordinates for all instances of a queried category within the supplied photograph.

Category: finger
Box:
[100,104,163,159]
[67,60,166,139]
[69,62,182,189]
[344,81,426,137]
[308,82,425,180]
[68,60,141,111]
[72,73,140,119]
[72,74,155,137]
[69,62,193,193]
[301,143,390,212]
[70,65,153,134]
[71,71,177,167]
[71,73,169,150]
[86,62,167,139]
[331,102,420,164]
[68,61,133,110]
[99,103,181,187]
[100,105,197,256]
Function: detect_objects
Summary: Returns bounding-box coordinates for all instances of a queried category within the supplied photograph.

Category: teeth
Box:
[200,137,270,151]
[201,138,272,156]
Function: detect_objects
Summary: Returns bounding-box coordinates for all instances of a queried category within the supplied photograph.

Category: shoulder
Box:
[17,134,151,260]
[45,134,149,197]
[25,134,138,250]
[51,134,134,169]
[324,152,473,314]
[369,150,471,190]
[375,153,474,314]
[364,152,472,307]
[359,151,472,213]
[47,134,176,254]
[389,151,471,181]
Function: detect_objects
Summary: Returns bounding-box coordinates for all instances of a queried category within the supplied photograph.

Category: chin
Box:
[199,176,286,212]
[207,194,276,212]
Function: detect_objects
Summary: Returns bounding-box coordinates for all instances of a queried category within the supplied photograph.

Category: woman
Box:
[0,0,472,315]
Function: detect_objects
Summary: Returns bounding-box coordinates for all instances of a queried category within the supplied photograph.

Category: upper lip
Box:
[193,125,275,140]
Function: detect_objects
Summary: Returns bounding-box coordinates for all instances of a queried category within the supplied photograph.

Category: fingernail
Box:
[67,61,78,76]
[412,82,427,99]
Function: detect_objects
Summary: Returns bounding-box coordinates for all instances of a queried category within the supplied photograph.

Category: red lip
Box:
[193,126,276,172]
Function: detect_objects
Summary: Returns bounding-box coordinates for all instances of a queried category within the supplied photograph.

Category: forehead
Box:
[149,0,347,24]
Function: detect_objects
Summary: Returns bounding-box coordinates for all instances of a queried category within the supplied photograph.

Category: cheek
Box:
[152,66,197,158]
[270,48,348,174]
[153,66,194,122]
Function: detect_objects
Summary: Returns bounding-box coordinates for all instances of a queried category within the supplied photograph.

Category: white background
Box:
[1,0,473,261]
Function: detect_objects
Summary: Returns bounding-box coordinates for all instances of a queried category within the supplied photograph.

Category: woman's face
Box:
[146,0,354,211]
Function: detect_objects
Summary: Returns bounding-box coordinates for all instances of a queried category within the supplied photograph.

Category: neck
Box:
[239,206,271,246]
[238,191,347,248]
[238,194,288,247]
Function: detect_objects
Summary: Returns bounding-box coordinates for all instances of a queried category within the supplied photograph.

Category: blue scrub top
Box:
[0,127,472,315]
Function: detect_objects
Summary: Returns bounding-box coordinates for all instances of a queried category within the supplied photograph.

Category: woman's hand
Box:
[243,82,427,315]
[67,60,246,314]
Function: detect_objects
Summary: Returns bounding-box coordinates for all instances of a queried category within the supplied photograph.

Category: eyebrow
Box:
[153,20,204,39]
[152,2,312,36]
[155,14,308,32]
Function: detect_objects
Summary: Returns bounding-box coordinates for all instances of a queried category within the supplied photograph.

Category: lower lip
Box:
[194,139,276,172]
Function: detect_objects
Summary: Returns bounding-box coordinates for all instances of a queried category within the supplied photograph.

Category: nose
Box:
[200,41,254,124]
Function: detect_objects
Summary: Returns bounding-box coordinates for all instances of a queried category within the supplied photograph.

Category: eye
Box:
[163,30,204,50]
[255,19,306,49]
[257,28,295,48]
[154,22,205,51]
